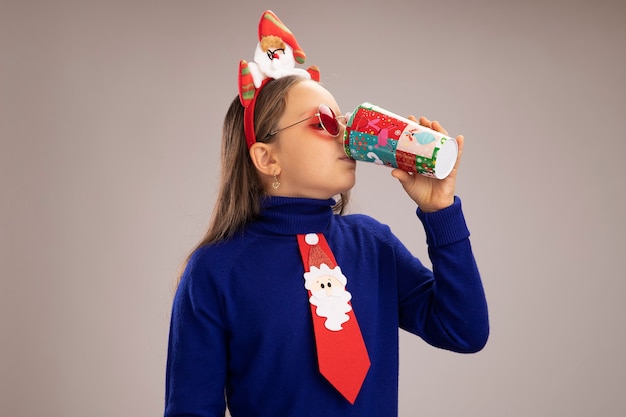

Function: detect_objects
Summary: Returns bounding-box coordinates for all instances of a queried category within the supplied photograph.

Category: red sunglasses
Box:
[265,104,347,139]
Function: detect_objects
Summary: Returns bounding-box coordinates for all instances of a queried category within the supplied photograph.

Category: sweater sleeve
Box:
[164,248,228,417]
[397,196,489,353]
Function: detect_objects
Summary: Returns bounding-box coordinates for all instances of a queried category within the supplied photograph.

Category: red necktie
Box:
[297,233,370,404]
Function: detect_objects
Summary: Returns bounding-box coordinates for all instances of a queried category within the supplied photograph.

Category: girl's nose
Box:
[335,128,346,144]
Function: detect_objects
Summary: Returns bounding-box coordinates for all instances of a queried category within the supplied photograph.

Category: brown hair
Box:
[178,75,349,280]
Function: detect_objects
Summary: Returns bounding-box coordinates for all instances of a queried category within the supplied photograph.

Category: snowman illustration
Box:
[397,126,438,160]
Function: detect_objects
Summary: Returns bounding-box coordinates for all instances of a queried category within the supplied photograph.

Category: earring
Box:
[272,174,280,189]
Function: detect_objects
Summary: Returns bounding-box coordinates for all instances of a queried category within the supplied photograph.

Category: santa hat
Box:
[302,234,347,287]
[258,10,306,64]
[305,233,334,267]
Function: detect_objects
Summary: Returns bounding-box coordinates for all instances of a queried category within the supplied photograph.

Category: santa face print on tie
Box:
[303,263,353,331]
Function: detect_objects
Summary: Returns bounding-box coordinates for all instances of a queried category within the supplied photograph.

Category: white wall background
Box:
[1,0,625,416]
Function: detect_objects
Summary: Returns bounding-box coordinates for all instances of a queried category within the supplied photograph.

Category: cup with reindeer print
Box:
[343,102,458,179]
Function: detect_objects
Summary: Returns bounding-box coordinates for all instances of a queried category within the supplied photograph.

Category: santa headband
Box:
[238,10,321,148]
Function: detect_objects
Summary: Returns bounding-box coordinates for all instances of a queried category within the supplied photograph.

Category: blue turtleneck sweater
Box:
[165,196,488,417]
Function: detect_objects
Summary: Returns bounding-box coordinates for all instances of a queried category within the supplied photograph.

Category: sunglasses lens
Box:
[319,105,340,136]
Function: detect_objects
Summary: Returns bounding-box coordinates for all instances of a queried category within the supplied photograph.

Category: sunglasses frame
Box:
[264,104,346,139]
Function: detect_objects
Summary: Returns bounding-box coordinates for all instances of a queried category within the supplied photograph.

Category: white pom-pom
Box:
[304,233,319,246]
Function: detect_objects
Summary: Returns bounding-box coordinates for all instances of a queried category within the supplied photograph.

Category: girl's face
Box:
[269,80,356,199]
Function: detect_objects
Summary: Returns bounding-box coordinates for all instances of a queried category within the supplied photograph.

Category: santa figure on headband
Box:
[239,10,320,105]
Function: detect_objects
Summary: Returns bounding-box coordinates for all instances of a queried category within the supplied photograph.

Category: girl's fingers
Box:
[418,116,431,128]
[430,120,448,135]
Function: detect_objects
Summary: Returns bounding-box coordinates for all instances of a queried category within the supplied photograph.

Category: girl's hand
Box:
[391,116,463,213]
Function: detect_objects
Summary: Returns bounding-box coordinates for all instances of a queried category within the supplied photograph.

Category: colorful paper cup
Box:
[343,102,458,179]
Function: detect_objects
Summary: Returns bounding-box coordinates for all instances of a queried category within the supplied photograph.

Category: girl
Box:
[164,74,489,417]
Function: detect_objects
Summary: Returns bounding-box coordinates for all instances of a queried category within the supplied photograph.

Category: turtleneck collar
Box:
[248,196,336,236]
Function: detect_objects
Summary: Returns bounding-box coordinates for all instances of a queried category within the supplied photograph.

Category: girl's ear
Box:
[249,142,280,177]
